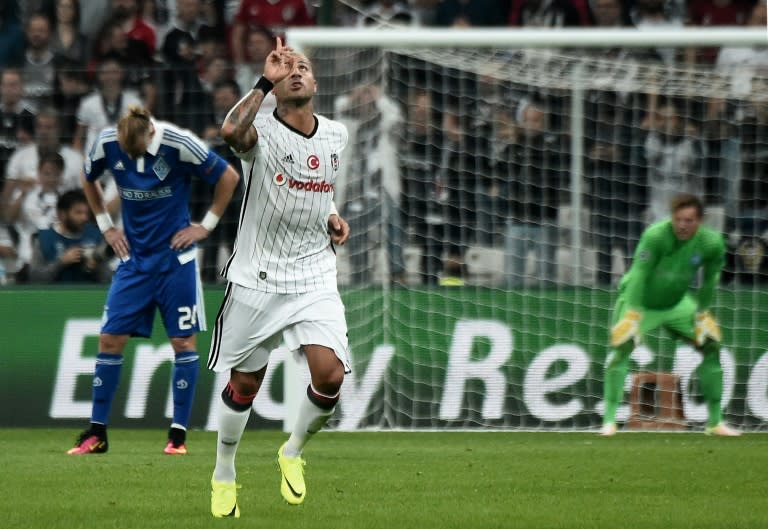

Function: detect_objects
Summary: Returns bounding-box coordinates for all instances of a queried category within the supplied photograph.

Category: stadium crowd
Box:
[0,0,766,285]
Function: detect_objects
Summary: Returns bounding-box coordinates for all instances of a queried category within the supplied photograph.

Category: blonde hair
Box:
[117,105,152,158]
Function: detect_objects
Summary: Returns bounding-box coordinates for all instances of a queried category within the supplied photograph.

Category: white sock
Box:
[212,404,251,483]
[284,387,337,457]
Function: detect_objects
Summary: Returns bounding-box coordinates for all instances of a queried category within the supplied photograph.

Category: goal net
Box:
[288,27,768,431]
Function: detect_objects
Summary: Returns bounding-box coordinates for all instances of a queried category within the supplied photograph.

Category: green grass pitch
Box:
[1,429,766,529]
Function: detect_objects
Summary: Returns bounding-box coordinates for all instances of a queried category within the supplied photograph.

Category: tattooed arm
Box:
[220,37,295,153]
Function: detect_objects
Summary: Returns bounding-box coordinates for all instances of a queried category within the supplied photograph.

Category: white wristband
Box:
[329,201,338,216]
[201,211,220,232]
[95,212,114,233]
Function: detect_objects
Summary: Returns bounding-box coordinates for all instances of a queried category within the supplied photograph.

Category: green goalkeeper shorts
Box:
[612,294,697,342]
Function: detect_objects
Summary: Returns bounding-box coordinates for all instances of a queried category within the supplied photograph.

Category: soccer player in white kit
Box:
[208,38,352,517]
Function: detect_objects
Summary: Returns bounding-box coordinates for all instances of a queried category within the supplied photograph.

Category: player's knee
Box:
[98,333,129,352]
[312,361,345,396]
[170,335,196,353]
[221,379,258,412]
[607,341,634,368]
[229,369,264,394]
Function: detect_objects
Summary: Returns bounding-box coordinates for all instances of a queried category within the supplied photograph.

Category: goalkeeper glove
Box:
[610,310,642,347]
[695,311,721,346]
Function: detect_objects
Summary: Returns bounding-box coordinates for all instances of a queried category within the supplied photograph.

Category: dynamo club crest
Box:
[152,156,171,180]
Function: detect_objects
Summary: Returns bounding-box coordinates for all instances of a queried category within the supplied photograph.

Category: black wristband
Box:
[254,76,274,96]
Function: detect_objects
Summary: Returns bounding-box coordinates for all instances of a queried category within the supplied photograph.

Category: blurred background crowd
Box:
[0,0,766,287]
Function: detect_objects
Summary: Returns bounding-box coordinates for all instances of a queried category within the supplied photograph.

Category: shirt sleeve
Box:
[84,131,109,182]
[196,149,230,185]
[624,228,664,310]
[698,232,726,310]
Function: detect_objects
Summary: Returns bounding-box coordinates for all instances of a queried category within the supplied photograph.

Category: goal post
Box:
[281,27,768,432]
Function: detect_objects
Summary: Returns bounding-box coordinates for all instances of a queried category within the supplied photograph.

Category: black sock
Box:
[168,427,186,447]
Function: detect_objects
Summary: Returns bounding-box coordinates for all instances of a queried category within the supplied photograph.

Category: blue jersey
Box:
[85,120,229,273]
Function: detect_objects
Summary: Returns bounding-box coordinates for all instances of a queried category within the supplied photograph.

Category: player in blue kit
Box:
[67,106,240,455]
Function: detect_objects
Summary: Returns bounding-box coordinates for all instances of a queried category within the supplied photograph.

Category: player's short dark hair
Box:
[57,189,88,213]
[670,193,704,218]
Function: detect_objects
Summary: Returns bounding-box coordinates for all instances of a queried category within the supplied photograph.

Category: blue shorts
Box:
[101,257,206,338]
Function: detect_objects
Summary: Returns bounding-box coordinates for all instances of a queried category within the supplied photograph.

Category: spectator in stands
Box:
[503,97,570,287]
[630,0,685,65]
[4,151,66,282]
[715,3,768,99]
[89,15,159,113]
[0,222,17,285]
[195,79,244,282]
[685,0,755,65]
[336,82,406,285]
[160,0,215,134]
[641,97,705,224]
[585,0,663,63]
[22,13,57,108]
[30,188,110,283]
[196,20,229,69]
[0,69,36,192]
[80,2,113,41]
[585,90,647,285]
[161,0,209,66]
[400,88,445,284]
[508,0,587,27]
[588,0,631,26]
[51,0,90,64]
[112,0,158,55]
[432,0,506,26]
[1,109,84,224]
[229,0,314,64]
[357,0,420,27]
[0,3,25,68]
[73,57,143,156]
[198,54,233,95]
[51,59,90,147]
[233,25,274,99]
[439,244,466,286]
[475,75,511,246]
[487,109,520,249]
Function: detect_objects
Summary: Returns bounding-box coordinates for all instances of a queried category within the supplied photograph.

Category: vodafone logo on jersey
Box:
[273,172,333,193]
[288,178,334,193]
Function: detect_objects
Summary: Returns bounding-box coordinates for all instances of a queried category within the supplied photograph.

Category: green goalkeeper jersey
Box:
[618,219,725,311]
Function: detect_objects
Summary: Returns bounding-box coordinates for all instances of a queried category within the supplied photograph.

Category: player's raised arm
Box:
[220,37,295,153]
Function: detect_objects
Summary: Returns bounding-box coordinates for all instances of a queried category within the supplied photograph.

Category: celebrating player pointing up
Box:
[601,193,740,437]
[208,38,352,517]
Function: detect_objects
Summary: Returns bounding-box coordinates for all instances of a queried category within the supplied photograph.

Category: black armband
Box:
[253,76,274,96]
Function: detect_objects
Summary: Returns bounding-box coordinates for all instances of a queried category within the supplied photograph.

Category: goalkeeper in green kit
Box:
[600,194,740,437]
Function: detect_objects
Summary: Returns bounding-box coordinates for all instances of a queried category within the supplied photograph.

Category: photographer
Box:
[30,189,110,283]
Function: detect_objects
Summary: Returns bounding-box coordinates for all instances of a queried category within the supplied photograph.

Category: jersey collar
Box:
[273,109,318,139]
[146,119,165,156]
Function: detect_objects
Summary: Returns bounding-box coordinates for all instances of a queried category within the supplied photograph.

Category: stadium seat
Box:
[555,246,598,286]
[403,245,422,285]
[464,246,505,286]
[704,206,726,233]
[557,205,592,246]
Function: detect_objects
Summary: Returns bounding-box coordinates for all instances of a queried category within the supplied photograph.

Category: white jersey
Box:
[222,110,348,293]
